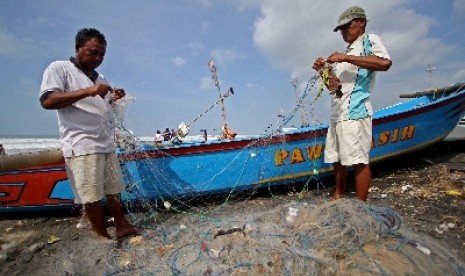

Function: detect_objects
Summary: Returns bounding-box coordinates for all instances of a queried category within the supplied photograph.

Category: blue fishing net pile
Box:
[54,197,464,275]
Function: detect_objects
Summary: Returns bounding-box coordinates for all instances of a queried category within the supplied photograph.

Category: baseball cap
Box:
[333,6,367,32]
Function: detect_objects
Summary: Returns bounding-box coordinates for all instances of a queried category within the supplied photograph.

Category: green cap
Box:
[334,6,366,32]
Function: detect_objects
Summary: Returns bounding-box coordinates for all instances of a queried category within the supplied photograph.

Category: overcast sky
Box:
[1,0,465,137]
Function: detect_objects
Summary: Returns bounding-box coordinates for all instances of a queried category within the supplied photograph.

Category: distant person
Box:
[202,129,208,142]
[223,126,237,140]
[163,127,171,141]
[154,130,163,145]
[312,6,392,201]
[40,27,139,239]
[0,144,6,155]
[171,129,176,139]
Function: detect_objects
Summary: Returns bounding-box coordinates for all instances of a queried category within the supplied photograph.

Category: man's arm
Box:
[41,83,113,110]
[327,52,392,71]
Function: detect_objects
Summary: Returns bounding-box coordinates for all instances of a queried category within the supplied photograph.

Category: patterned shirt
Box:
[331,33,391,122]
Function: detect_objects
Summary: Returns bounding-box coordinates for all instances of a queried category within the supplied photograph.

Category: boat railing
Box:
[399,82,465,98]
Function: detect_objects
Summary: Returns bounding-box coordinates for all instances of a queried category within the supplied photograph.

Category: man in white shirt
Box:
[40,28,139,239]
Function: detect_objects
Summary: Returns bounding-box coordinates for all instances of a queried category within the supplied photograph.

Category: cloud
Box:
[200,21,212,32]
[251,0,463,95]
[194,0,215,8]
[0,27,18,56]
[172,56,185,66]
[253,1,442,71]
[189,41,205,51]
[209,48,241,65]
[451,68,465,81]
[200,76,214,90]
[453,0,465,15]
[246,83,257,88]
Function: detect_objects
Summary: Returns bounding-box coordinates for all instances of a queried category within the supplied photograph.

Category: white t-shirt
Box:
[331,33,391,122]
[40,60,116,157]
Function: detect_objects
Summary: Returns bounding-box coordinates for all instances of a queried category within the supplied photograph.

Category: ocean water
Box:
[0,136,61,155]
[0,136,150,155]
[0,135,222,155]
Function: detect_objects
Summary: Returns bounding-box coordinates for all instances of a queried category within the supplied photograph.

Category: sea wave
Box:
[0,135,225,155]
[0,138,61,155]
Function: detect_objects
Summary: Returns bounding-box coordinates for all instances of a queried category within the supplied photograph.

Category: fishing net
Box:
[54,198,464,275]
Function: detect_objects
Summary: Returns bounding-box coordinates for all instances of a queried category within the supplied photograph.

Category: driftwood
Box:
[0,149,63,172]
[399,82,465,98]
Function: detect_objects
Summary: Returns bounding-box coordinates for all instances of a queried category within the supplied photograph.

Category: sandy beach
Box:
[0,141,464,275]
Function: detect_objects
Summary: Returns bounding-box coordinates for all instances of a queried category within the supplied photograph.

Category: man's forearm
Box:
[41,89,90,109]
[344,54,392,71]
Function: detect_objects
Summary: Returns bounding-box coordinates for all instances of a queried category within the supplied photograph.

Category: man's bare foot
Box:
[332,194,344,201]
[116,225,141,240]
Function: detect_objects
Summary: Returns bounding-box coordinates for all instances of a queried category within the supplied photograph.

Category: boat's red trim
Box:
[120,128,328,161]
[0,166,69,207]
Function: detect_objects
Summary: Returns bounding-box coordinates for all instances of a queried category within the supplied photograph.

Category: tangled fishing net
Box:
[60,65,462,275]
[55,198,464,275]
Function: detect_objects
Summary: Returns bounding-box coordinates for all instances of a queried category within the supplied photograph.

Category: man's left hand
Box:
[111,88,126,102]
[327,52,345,63]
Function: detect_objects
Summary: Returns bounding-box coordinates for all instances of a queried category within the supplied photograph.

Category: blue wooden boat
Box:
[1,82,465,212]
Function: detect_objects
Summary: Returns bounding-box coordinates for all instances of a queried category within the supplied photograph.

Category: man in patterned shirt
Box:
[312,6,392,201]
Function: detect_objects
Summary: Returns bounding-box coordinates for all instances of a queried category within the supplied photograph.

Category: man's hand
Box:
[326,52,345,63]
[87,83,113,98]
[312,56,342,98]
[110,88,126,103]
[312,57,326,71]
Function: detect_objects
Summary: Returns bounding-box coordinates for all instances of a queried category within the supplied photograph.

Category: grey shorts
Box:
[324,117,372,166]
[65,153,124,204]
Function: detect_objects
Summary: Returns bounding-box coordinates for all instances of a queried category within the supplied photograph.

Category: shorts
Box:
[65,153,124,204]
[324,117,372,166]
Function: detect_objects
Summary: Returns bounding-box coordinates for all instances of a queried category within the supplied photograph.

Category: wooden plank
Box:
[0,150,63,172]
